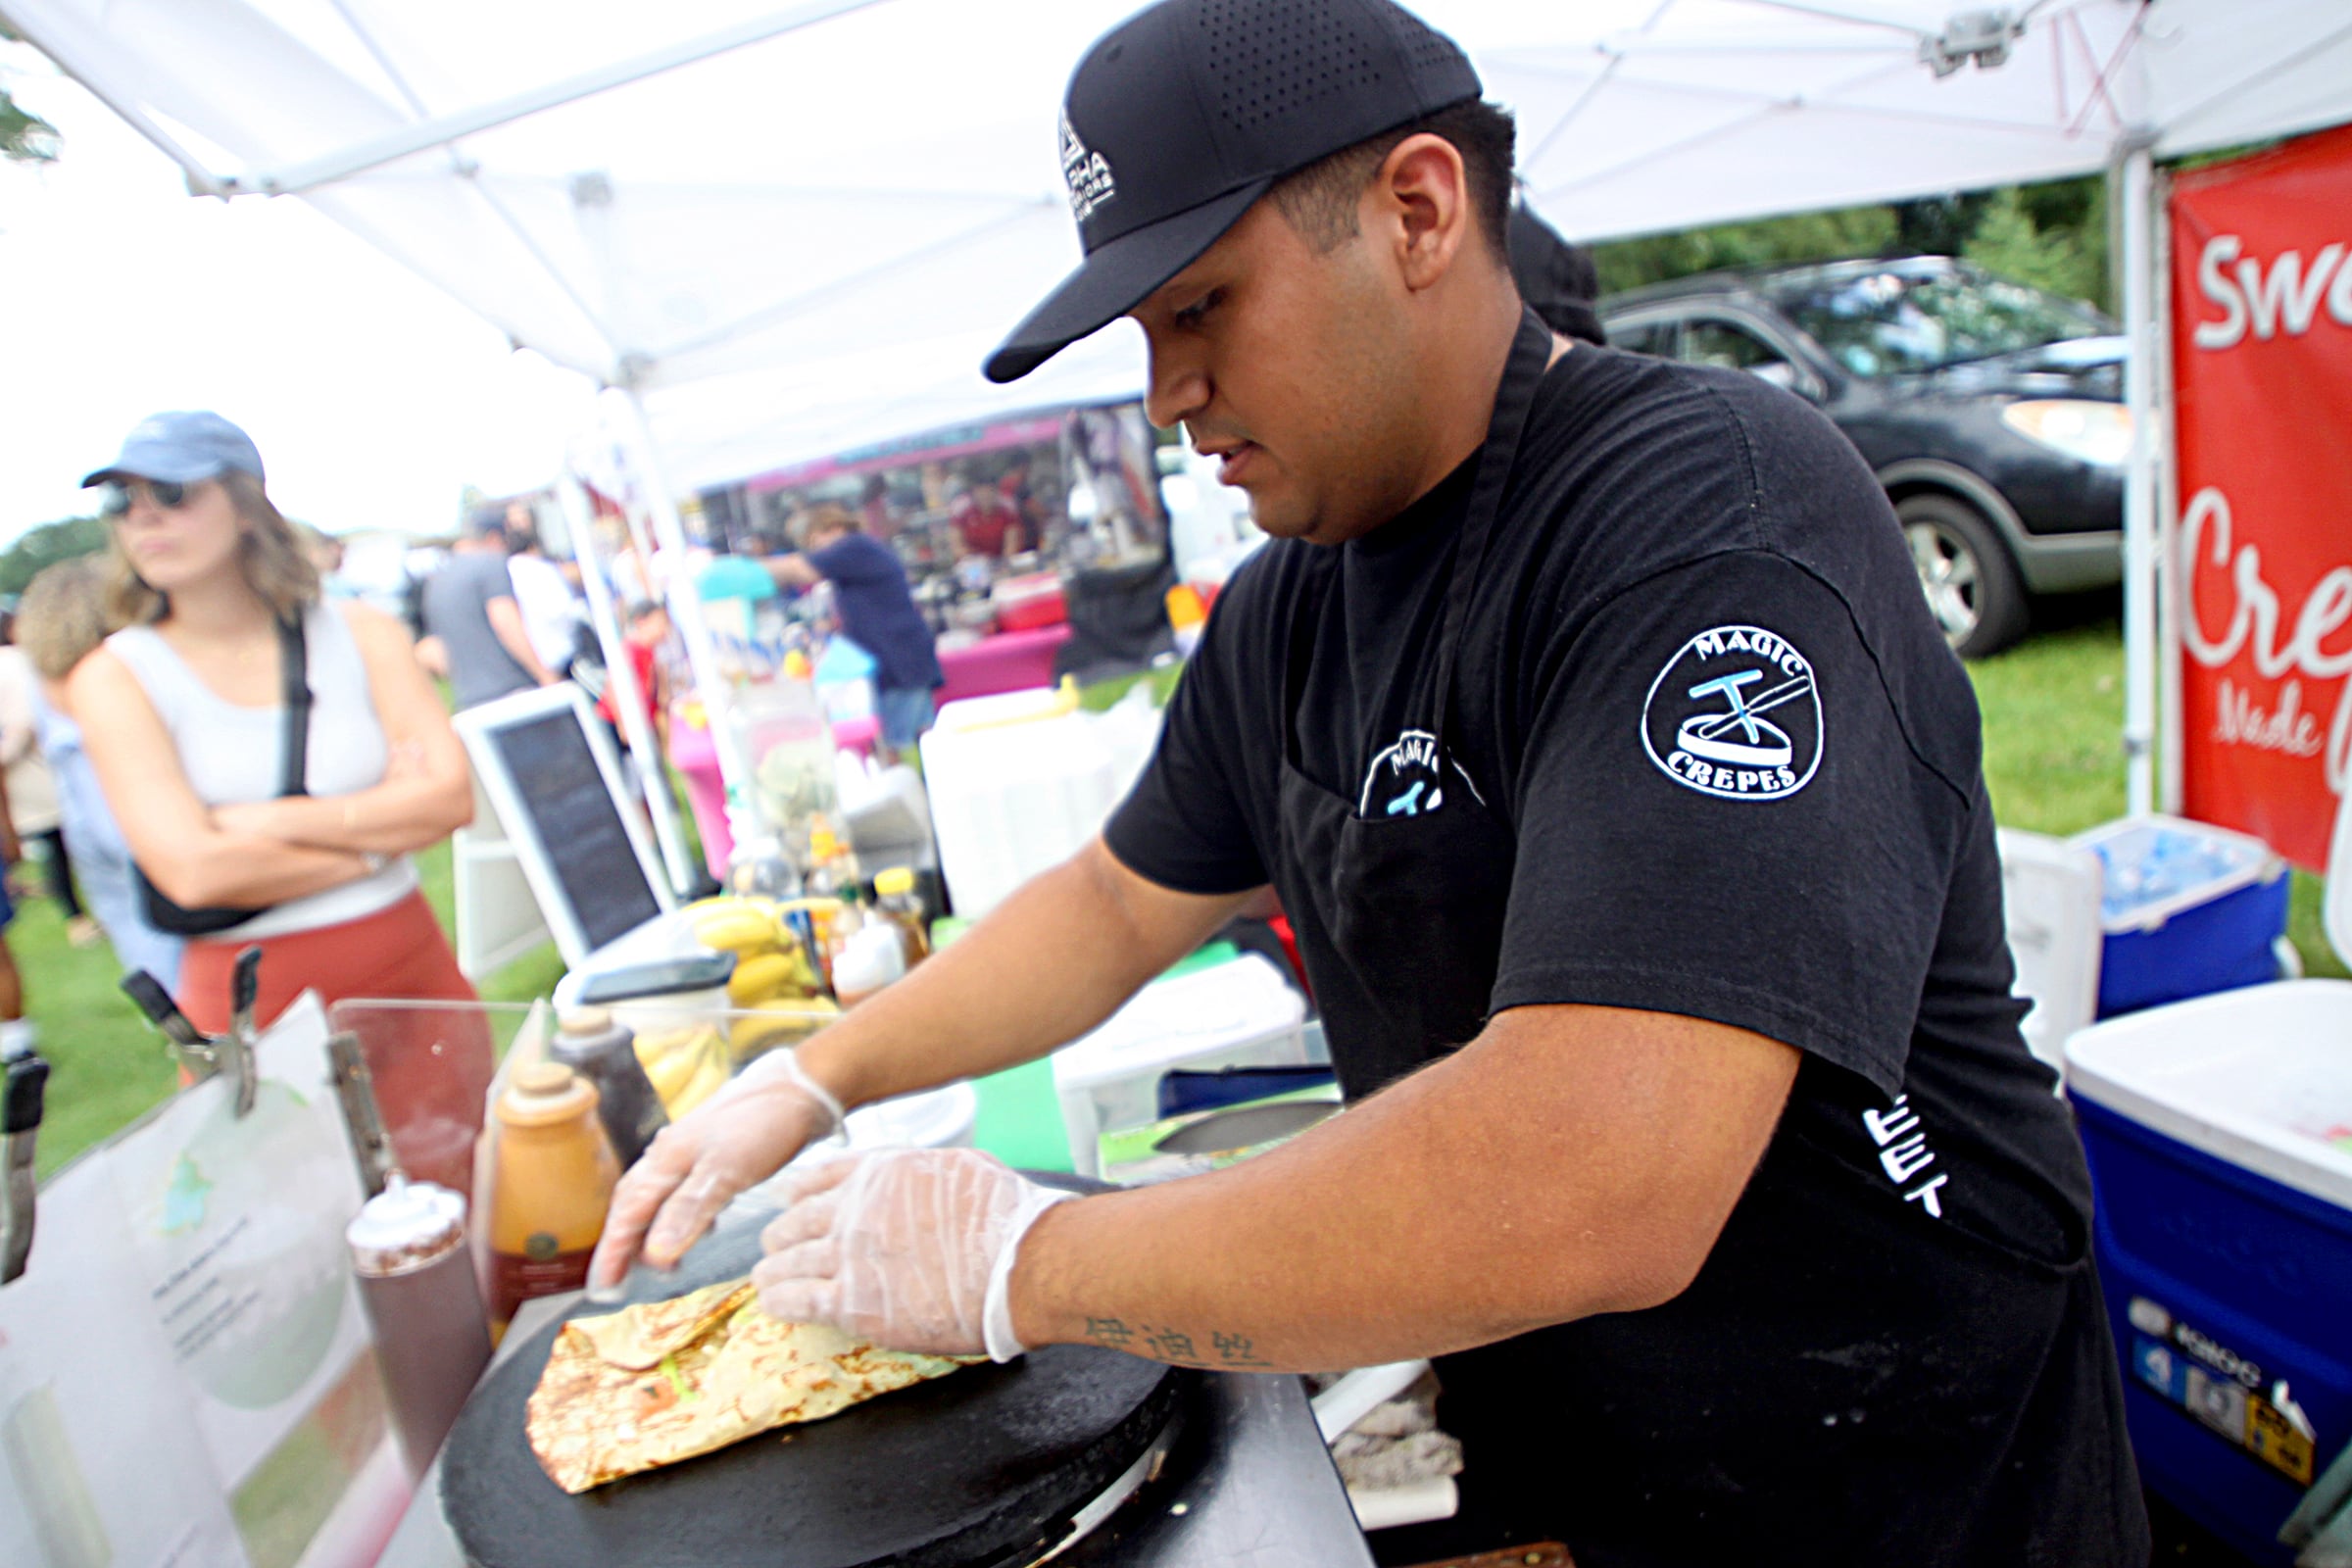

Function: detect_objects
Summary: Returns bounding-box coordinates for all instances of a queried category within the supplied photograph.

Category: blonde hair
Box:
[104,469,320,626]
[17,555,111,681]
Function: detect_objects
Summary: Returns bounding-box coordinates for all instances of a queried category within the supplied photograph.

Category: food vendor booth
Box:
[12,1,2352,1564]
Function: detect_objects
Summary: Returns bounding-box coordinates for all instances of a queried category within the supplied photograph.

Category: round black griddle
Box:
[442,1184,1185,1568]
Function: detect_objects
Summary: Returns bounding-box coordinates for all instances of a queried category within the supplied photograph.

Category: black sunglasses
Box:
[98,478,197,517]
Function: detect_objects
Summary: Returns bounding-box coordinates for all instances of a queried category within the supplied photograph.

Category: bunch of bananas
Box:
[632,1023,730,1117]
[686,896,840,1061]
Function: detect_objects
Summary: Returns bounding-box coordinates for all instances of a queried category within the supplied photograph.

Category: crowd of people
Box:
[0,410,953,1059]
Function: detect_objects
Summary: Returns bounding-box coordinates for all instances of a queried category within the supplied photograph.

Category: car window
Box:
[1682,319,1802,391]
[1764,264,2113,377]
[1606,318,1676,357]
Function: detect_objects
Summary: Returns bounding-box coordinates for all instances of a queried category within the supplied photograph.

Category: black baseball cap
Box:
[983,0,1482,384]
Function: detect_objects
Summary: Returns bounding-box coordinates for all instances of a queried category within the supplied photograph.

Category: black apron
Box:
[1261,313,2145,1564]
[1272,308,1552,1100]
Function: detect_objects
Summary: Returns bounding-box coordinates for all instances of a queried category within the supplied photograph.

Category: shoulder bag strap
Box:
[276,612,313,798]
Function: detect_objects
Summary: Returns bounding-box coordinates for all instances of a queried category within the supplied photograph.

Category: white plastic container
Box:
[1053,954,1310,1178]
[919,691,1162,918]
[831,917,907,1008]
[845,1082,980,1152]
[1994,826,2104,1080]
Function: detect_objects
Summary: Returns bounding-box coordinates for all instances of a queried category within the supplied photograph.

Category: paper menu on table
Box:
[101,993,374,1489]
[0,1154,245,1568]
[0,991,409,1568]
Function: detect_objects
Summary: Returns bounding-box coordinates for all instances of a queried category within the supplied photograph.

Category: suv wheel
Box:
[1897,493,2028,660]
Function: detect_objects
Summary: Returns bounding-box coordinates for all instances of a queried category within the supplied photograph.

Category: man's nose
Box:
[1142,336,1208,432]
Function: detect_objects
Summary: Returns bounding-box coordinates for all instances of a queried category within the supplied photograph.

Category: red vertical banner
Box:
[2171,124,2352,873]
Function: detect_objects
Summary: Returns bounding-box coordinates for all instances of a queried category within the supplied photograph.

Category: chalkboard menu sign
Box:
[455,685,669,965]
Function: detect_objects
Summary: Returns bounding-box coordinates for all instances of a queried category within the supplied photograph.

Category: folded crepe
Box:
[525,1279,979,1493]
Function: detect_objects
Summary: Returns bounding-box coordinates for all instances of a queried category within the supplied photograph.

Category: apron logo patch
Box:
[1358,729,1485,820]
[1641,624,1823,801]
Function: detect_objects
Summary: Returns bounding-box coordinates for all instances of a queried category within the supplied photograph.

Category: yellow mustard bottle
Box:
[487,1061,619,1337]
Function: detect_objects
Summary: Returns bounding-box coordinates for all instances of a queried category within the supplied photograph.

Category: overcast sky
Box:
[0,45,596,544]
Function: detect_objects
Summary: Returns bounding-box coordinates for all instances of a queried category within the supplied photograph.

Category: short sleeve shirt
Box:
[420,551,534,710]
[807,534,945,693]
[1105,344,2143,1562]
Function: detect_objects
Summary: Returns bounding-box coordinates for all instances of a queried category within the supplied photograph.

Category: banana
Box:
[728,996,840,1057]
[631,1025,700,1066]
[727,952,802,1006]
[667,1052,733,1118]
[693,906,783,955]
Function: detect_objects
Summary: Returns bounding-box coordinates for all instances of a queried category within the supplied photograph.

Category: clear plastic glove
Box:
[588,1048,846,1290]
[752,1148,1075,1360]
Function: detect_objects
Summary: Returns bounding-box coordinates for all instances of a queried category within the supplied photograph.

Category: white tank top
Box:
[106,601,418,939]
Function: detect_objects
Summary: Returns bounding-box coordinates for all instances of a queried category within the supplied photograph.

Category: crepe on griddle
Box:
[525,1279,979,1493]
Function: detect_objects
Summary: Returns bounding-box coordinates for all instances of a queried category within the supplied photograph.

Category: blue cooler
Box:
[2071,814,2288,1017]
[2063,815,2352,1565]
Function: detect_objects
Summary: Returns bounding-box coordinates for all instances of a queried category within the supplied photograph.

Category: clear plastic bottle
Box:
[872,866,930,970]
[831,911,908,1007]
[726,833,804,900]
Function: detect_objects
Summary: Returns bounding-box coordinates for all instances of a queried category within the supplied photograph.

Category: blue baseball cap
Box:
[80,411,266,489]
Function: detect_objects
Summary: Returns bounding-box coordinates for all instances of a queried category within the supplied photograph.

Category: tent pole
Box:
[2153,167,2184,816]
[2119,136,2158,819]
[609,386,758,848]
[557,471,698,894]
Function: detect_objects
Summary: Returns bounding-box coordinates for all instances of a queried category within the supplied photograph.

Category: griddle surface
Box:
[442,1211,1181,1568]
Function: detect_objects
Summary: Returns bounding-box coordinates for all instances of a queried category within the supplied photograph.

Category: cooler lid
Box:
[2328,788,2352,966]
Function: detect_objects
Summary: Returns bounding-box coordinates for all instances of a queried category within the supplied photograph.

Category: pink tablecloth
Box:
[667,712,880,878]
[937,624,1072,708]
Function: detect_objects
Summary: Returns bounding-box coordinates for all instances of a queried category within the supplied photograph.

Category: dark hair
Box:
[1267,98,1516,259]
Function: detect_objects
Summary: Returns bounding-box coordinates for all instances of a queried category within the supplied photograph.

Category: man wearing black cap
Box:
[597,2,2145,1561]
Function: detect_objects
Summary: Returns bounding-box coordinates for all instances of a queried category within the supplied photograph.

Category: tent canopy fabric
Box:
[9,0,2350,489]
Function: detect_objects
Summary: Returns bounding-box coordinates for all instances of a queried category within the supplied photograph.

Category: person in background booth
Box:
[0,609,77,940]
[949,482,1026,561]
[15,555,184,988]
[762,503,944,762]
[416,504,558,708]
[68,412,492,1195]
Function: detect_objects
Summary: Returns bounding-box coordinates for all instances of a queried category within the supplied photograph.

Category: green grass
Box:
[19,617,2341,1169]
[1969,608,2345,982]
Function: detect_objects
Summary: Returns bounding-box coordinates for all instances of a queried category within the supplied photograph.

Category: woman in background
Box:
[14,556,183,988]
[68,411,491,1194]
[0,609,78,939]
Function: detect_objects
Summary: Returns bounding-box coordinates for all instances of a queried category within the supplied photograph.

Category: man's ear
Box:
[1371,133,1474,293]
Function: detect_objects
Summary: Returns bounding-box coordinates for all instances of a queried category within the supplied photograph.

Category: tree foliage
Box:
[0,24,59,165]
[1590,173,2112,314]
[0,517,107,599]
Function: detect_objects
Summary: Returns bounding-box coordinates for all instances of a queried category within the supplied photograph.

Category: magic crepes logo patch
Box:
[1641,624,1823,800]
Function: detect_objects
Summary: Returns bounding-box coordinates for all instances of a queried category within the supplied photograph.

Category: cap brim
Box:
[984,178,1270,384]
[80,456,230,488]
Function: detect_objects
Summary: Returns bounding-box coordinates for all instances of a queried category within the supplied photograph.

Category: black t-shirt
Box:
[1106,345,2144,1564]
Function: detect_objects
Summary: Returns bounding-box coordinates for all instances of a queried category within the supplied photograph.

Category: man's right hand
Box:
[588,1048,848,1290]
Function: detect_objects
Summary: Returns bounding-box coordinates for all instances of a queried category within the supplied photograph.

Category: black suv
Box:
[1601,256,2126,658]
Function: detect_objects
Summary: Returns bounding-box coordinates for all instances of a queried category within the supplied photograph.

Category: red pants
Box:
[179,890,495,1200]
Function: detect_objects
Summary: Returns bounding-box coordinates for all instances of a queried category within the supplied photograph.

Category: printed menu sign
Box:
[0,996,409,1568]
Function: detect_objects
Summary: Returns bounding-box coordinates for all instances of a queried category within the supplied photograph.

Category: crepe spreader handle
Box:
[1,1047,48,1285]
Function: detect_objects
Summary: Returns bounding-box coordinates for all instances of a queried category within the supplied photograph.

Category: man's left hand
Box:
[753,1149,1073,1359]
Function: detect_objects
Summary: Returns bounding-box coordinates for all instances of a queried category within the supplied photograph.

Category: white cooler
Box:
[2061,795,2352,1562]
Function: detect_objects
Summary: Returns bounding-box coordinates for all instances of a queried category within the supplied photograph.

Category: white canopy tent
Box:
[7,0,2351,829]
